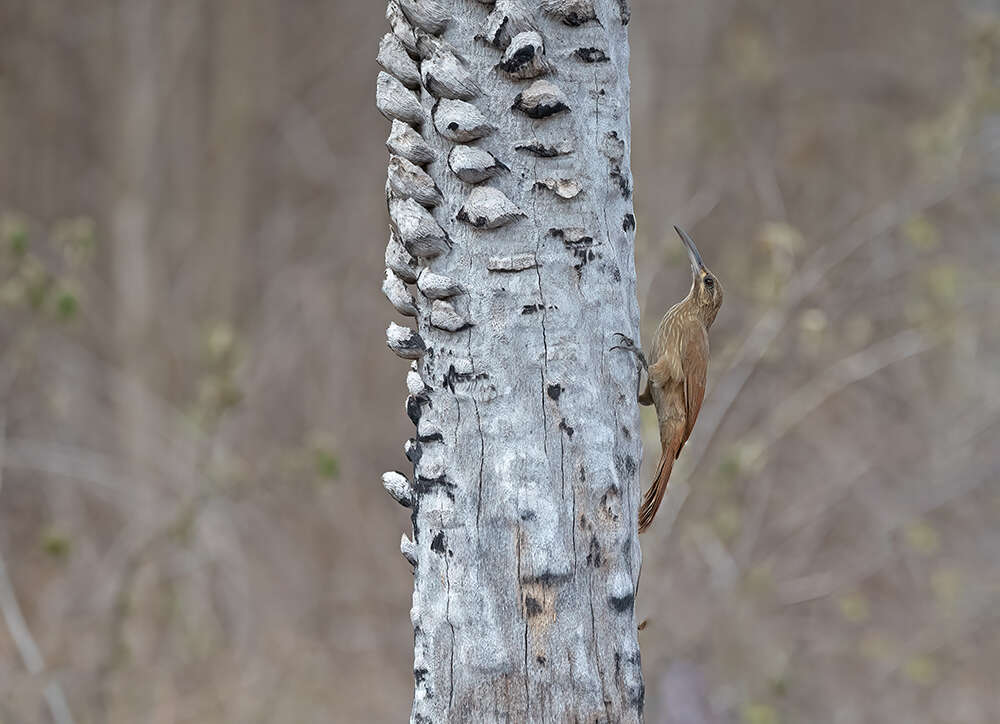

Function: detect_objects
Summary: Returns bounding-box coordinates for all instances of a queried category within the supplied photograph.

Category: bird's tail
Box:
[638,450,675,533]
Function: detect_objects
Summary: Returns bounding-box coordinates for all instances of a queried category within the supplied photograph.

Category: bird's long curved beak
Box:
[674,225,705,273]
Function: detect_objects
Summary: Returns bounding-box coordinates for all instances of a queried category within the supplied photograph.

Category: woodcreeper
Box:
[613,226,723,532]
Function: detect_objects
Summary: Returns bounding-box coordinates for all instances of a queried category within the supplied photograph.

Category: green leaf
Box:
[315,449,340,480]
[55,287,78,320]
[41,528,71,559]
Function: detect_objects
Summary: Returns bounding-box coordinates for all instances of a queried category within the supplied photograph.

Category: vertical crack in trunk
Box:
[445,552,456,716]
[473,395,485,528]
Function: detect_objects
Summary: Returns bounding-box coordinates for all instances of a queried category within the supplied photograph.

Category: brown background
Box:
[1,1,998,722]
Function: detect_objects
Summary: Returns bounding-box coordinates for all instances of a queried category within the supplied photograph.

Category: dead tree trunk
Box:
[378,1,643,720]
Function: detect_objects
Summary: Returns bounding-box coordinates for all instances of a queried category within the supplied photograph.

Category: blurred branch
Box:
[877,601,1000,686]
[3,437,147,509]
[775,421,1000,606]
[97,490,212,681]
[771,391,1000,568]
[0,416,76,724]
[94,398,251,718]
[737,279,999,571]
[734,329,940,566]
[737,122,787,220]
[754,329,936,465]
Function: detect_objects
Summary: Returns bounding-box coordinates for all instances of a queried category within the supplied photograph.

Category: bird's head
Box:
[676,225,723,325]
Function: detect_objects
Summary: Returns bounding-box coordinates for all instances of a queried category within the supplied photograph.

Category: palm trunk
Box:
[378,1,643,720]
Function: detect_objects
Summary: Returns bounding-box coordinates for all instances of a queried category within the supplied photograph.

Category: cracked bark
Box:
[379,1,642,720]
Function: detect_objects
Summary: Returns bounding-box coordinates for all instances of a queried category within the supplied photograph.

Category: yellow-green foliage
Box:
[0,211,92,322]
[837,592,870,624]
[904,520,941,555]
[41,527,71,559]
[742,702,780,724]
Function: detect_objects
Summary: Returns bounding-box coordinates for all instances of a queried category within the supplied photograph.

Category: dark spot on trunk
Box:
[547,384,563,400]
[396,336,425,354]
[617,0,631,23]
[560,12,595,26]
[550,228,598,269]
[499,45,535,73]
[525,596,543,617]
[549,228,595,247]
[512,94,570,119]
[536,655,547,665]
[574,47,609,63]
[521,571,572,586]
[514,141,571,158]
[456,207,489,228]
[616,453,637,477]
[587,535,602,568]
[406,393,428,425]
[601,484,622,521]
[406,438,422,465]
[559,419,574,437]
[414,474,457,500]
[522,303,544,314]
[611,166,631,198]
[431,531,446,554]
[520,510,536,521]
[411,506,420,542]
[418,431,444,443]
[493,17,510,46]
[414,667,429,685]
[623,213,635,232]
[442,364,488,392]
[609,593,634,613]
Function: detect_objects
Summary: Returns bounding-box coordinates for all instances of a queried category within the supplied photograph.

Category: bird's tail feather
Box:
[638,451,675,533]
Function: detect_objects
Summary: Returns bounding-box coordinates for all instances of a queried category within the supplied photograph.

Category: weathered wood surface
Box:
[378,1,644,720]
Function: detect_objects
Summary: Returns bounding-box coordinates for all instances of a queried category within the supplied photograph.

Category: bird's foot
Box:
[610,333,648,372]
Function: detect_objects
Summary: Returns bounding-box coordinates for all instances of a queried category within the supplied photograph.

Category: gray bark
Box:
[378,1,643,720]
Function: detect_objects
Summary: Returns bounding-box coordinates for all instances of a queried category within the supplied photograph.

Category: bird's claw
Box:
[609,332,648,372]
[609,332,636,352]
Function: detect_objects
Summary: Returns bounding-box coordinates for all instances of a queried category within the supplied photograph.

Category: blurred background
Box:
[0,0,998,722]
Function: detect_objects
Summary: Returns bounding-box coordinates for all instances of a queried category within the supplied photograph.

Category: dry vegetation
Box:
[0,1,998,722]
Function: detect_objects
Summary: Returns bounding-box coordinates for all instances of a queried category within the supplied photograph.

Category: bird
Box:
[612,225,723,533]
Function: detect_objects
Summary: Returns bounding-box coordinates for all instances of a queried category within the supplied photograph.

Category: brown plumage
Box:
[614,226,723,533]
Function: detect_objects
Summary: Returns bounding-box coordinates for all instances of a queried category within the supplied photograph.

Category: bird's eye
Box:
[704,276,714,287]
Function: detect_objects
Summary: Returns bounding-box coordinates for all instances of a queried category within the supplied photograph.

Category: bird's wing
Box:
[646,356,673,388]
[678,326,709,457]
[646,334,684,387]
